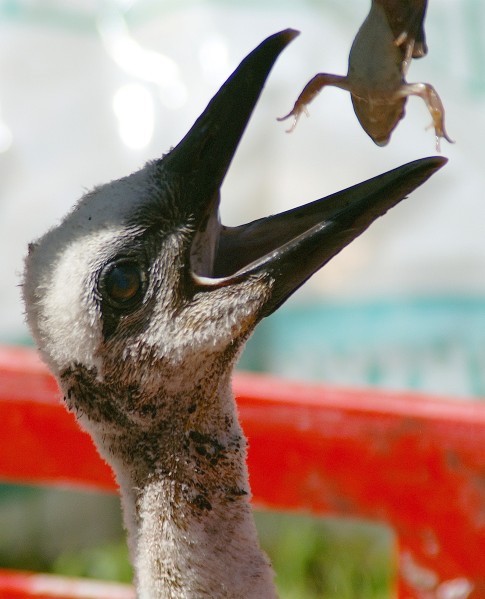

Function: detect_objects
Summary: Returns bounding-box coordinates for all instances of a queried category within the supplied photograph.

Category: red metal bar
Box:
[1,345,484,598]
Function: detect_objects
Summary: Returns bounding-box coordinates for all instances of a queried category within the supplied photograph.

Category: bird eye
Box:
[102,260,146,310]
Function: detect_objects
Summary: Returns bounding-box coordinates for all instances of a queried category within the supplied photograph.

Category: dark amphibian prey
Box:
[23,30,446,599]
[280,0,452,150]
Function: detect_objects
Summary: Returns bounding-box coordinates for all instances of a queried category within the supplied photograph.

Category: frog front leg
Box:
[278,73,350,131]
[397,81,453,150]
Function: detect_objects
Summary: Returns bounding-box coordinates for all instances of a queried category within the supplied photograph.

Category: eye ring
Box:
[101,259,146,311]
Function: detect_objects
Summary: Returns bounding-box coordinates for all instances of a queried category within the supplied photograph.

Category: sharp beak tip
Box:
[400,155,448,193]
[434,155,448,170]
[275,28,300,43]
[420,155,448,171]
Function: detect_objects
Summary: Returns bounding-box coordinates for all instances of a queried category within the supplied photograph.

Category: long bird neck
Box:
[96,370,277,599]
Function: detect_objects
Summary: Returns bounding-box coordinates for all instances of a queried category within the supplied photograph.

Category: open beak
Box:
[160,30,447,316]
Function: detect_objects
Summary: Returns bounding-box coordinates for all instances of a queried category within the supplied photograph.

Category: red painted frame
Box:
[1,345,484,598]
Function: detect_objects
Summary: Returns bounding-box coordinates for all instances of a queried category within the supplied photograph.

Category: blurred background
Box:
[0,0,483,597]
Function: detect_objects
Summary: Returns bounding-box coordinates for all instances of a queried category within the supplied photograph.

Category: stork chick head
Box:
[23,30,445,432]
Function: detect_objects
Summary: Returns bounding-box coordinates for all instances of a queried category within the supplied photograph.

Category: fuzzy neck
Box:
[132,477,276,599]
[106,373,277,599]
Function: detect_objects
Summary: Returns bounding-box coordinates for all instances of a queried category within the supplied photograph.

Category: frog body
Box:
[280,0,452,149]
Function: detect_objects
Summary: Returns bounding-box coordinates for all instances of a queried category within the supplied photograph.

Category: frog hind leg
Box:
[278,73,350,132]
[398,82,454,151]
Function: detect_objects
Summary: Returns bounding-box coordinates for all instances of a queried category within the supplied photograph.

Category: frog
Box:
[279,0,452,150]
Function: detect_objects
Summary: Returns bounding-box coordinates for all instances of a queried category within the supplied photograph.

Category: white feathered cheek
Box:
[37,238,107,375]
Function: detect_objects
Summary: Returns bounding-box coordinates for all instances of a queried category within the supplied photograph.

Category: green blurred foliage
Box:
[52,542,133,584]
[257,512,393,599]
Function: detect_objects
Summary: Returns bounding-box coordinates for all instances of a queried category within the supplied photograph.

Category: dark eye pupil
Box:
[105,263,142,305]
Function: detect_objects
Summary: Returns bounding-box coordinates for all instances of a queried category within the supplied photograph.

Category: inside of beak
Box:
[190,156,447,290]
[189,192,222,278]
